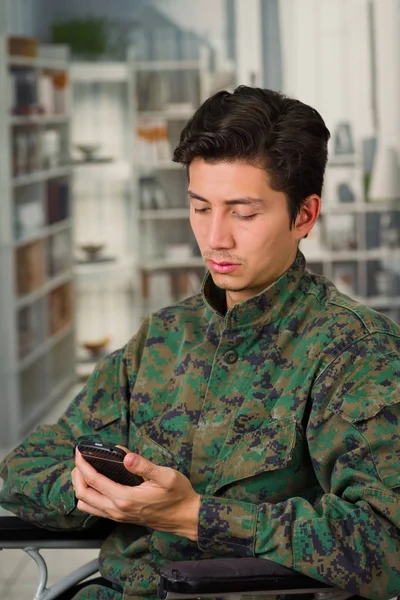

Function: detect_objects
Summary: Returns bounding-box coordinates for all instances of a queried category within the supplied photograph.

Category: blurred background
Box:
[0,0,400,451]
[1,1,400,597]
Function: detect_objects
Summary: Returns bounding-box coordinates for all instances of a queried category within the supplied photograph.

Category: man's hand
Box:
[71,448,201,541]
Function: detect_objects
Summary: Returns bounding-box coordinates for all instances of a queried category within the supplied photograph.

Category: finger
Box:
[76,499,143,525]
[72,465,90,497]
[115,445,130,454]
[74,477,113,510]
[77,499,110,517]
[75,448,114,489]
[124,453,172,486]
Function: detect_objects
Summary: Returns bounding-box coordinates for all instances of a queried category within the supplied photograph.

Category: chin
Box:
[212,277,247,293]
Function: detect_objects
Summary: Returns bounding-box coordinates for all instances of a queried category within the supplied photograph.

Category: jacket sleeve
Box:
[0,323,148,530]
[197,338,400,600]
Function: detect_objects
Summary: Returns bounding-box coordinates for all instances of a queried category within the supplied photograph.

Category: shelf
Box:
[14,218,72,248]
[364,296,400,310]
[139,208,190,220]
[70,62,128,82]
[73,160,131,180]
[13,165,72,187]
[305,248,394,263]
[138,109,194,121]
[322,202,400,214]
[135,59,202,71]
[74,258,136,281]
[10,114,69,126]
[138,163,183,176]
[16,269,73,310]
[8,55,68,70]
[141,257,204,271]
[18,322,74,372]
[327,154,361,168]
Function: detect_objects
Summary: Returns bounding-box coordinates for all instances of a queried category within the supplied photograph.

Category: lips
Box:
[208,260,240,274]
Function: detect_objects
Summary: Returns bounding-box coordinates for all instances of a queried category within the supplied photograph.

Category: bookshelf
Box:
[0,37,75,445]
[69,60,137,376]
[302,154,400,324]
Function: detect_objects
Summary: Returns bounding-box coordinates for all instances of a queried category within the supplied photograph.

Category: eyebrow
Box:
[187,191,265,207]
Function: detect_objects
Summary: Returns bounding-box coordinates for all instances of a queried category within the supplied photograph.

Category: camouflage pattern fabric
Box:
[69,584,122,600]
[1,251,400,600]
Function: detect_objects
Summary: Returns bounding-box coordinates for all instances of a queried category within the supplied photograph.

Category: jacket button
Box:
[223,349,238,364]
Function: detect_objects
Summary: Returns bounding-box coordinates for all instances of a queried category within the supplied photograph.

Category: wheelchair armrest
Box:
[158,557,335,599]
[0,516,117,549]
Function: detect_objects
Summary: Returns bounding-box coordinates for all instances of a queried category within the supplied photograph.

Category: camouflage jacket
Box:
[1,251,400,600]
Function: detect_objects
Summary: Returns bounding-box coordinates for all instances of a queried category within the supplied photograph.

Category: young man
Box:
[1,87,400,600]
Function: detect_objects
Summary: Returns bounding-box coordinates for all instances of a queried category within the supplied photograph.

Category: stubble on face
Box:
[202,249,247,264]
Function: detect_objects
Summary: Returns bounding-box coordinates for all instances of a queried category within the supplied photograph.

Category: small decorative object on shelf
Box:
[74,143,113,165]
[136,119,173,168]
[79,243,106,262]
[139,176,168,209]
[332,122,355,156]
[8,36,38,58]
[75,143,100,162]
[82,335,111,360]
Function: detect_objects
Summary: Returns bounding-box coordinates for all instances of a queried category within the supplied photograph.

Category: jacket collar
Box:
[202,250,307,329]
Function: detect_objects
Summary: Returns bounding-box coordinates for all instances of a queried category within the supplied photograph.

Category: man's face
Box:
[188,158,320,308]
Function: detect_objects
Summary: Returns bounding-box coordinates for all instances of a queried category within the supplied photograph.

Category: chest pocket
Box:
[207,418,297,494]
[128,421,181,470]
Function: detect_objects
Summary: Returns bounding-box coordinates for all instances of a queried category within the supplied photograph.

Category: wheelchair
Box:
[0,515,362,600]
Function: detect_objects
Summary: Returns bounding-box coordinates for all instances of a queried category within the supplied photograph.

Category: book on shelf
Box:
[15,240,45,296]
[49,282,73,335]
[48,230,72,277]
[46,178,70,224]
[8,61,68,117]
[136,118,173,168]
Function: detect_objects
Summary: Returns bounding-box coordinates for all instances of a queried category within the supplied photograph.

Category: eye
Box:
[193,207,209,214]
[236,213,257,221]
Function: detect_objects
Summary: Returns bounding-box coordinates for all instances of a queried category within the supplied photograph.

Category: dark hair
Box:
[173,86,330,225]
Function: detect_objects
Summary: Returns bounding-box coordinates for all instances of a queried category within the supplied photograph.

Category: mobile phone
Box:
[76,440,143,486]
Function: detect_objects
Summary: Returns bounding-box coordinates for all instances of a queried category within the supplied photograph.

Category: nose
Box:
[208,211,234,250]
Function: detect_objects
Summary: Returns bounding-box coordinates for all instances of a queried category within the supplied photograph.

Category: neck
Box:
[225,249,299,309]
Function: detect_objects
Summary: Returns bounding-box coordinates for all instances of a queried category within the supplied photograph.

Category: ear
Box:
[293,194,321,240]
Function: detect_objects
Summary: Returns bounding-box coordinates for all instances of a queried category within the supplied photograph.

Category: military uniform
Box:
[1,251,400,600]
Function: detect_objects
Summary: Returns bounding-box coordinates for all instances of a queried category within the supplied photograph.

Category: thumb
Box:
[124,453,164,482]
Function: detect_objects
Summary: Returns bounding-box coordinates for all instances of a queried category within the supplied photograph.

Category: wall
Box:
[279,0,375,140]
[234,0,263,86]
[2,0,49,37]
[150,0,230,70]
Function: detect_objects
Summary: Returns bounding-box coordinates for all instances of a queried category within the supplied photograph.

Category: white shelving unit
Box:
[0,37,76,445]
[69,60,138,374]
[132,50,235,314]
[302,156,400,323]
